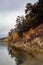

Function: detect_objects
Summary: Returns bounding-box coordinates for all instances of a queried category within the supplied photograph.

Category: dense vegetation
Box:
[8,0,43,38]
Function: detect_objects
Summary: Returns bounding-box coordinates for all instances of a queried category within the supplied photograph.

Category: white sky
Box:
[0,0,38,38]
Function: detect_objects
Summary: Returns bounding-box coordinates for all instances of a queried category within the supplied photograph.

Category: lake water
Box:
[0,45,16,65]
[0,42,43,65]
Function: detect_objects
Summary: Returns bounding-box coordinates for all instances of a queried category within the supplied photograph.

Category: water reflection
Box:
[8,45,26,65]
[7,42,43,65]
[0,42,43,65]
[0,45,16,65]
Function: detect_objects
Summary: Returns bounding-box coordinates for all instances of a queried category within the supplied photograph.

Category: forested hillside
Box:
[5,0,43,65]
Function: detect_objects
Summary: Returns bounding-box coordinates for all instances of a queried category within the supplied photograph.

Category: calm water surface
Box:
[0,43,16,65]
[0,42,43,65]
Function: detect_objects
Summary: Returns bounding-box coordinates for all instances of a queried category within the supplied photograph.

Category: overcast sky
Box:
[0,0,38,38]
